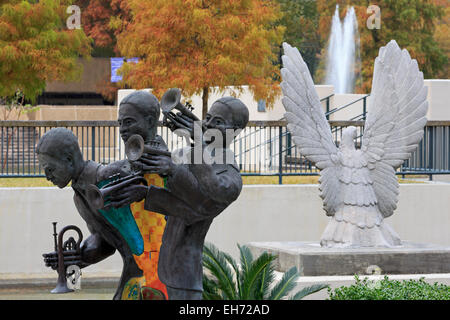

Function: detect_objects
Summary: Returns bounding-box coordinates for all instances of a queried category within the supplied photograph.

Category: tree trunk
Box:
[202,87,209,120]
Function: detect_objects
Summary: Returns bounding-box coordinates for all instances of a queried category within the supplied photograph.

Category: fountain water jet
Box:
[325,5,360,94]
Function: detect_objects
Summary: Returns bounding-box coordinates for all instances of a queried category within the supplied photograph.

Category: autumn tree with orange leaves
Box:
[79,0,131,55]
[116,0,285,117]
[0,0,91,102]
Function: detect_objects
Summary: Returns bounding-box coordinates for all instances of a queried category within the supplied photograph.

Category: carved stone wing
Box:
[361,40,429,218]
[281,42,340,216]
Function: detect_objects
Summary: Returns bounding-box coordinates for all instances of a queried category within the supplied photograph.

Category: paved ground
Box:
[0,286,115,300]
[0,272,119,300]
[1,271,450,300]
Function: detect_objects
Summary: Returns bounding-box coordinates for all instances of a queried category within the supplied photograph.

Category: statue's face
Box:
[118,103,155,143]
[38,153,74,188]
[203,102,241,146]
[204,103,234,132]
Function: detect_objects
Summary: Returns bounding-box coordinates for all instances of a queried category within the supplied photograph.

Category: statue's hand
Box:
[43,251,58,270]
[43,251,83,270]
[166,112,195,139]
[134,154,176,177]
[108,184,148,208]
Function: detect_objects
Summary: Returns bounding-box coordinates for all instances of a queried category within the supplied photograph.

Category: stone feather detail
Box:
[361,40,429,218]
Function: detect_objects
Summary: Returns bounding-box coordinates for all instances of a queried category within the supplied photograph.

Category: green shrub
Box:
[328,275,450,300]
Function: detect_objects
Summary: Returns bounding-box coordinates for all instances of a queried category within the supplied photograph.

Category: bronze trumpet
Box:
[50,222,83,294]
[161,88,200,128]
[125,134,172,161]
[86,173,148,210]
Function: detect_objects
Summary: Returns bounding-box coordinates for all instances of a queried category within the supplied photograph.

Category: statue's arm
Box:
[166,162,242,206]
[97,159,131,180]
[144,164,242,223]
[188,163,243,205]
[143,185,207,225]
[79,231,116,268]
[162,163,206,208]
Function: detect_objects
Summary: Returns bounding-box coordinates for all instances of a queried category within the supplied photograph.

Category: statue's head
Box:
[118,90,161,143]
[36,128,84,188]
[341,126,358,150]
[203,97,249,146]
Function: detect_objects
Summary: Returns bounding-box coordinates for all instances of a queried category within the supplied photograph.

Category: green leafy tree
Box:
[276,0,321,80]
[0,0,91,103]
[0,0,90,171]
[202,242,328,300]
[433,0,449,78]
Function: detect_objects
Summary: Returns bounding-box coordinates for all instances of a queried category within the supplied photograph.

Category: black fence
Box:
[1,120,449,182]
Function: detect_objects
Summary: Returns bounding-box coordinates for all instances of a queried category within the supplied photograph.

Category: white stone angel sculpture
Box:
[281,40,428,247]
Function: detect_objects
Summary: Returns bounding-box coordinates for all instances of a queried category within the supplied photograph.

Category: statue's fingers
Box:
[139,153,161,164]
[166,113,184,127]
[43,253,56,258]
[142,166,163,173]
[44,258,58,263]
[145,153,170,160]
[106,193,128,203]
[176,115,193,127]
[44,256,58,261]
[179,113,194,123]
[136,154,151,161]
[115,190,134,199]
[108,200,123,208]
[169,117,190,131]
[62,251,78,256]
[138,158,160,166]
[44,258,58,264]
[110,199,131,209]
[145,155,168,163]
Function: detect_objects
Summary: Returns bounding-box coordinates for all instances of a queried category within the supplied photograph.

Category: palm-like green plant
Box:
[202,242,328,300]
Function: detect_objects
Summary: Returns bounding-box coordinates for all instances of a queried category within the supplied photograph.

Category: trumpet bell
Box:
[160,88,200,125]
[161,88,182,114]
[125,134,145,161]
[86,184,105,210]
[85,174,149,210]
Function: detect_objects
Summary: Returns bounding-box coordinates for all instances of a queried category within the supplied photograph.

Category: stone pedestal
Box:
[247,241,450,276]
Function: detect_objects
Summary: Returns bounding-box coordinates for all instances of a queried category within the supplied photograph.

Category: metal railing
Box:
[326,94,370,121]
[1,120,449,182]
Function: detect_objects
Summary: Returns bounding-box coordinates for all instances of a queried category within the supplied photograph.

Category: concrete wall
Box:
[28,105,118,121]
[329,94,367,121]
[0,183,449,276]
[424,80,450,120]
